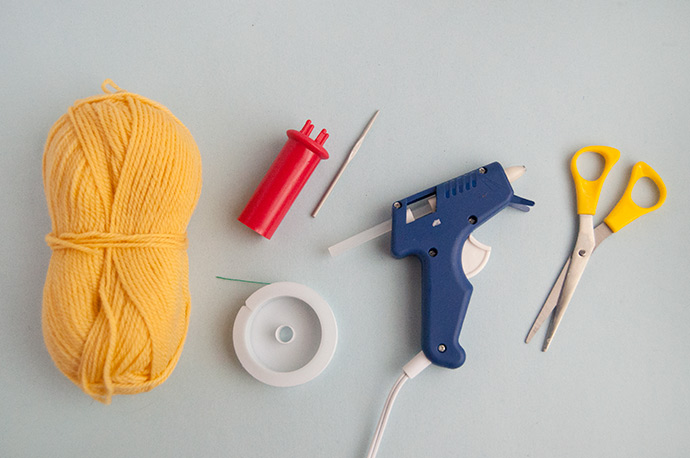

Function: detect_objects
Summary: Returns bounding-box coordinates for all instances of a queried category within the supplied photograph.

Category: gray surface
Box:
[2,1,689,457]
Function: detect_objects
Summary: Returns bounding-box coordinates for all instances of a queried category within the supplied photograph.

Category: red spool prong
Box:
[315,129,329,145]
[301,120,315,136]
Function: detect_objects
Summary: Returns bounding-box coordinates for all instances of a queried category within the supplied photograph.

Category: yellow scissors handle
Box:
[604,161,667,233]
[570,145,621,215]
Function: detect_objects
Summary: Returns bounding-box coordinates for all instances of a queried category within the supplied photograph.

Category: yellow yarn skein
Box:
[42,80,202,404]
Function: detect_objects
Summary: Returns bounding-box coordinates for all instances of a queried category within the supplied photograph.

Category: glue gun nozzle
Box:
[505,165,526,183]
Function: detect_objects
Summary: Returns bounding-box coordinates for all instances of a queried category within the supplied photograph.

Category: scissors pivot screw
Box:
[393,201,401,209]
[578,249,586,257]
[438,344,446,353]
[479,167,487,174]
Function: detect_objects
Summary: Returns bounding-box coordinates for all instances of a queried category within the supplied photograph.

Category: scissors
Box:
[526,145,667,351]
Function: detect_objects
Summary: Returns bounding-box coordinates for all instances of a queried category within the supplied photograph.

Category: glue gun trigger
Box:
[462,235,491,279]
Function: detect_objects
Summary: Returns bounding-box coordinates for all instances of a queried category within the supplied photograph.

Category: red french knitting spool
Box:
[239,120,329,239]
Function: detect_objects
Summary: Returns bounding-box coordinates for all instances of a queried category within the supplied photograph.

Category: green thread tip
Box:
[215,276,270,285]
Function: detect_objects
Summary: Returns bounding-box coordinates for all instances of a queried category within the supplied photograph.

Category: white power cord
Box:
[365,351,432,458]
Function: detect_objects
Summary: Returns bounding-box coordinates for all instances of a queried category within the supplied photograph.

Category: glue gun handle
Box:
[420,248,472,369]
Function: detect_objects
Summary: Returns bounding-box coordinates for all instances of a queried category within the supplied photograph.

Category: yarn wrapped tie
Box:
[42,80,202,404]
[46,232,188,253]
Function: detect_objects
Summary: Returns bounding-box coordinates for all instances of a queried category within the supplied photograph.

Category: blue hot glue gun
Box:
[391,162,534,369]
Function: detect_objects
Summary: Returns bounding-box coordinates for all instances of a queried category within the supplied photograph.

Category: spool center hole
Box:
[276,325,295,344]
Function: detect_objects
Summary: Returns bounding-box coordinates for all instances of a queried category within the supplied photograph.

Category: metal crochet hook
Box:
[311,110,379,217]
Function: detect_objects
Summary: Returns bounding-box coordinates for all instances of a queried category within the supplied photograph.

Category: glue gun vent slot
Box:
[445,172,477,198]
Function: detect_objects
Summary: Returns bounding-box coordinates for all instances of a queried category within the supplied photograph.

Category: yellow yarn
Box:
[42,80,202,404]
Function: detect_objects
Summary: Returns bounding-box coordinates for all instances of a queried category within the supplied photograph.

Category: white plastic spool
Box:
[233,282,338,387]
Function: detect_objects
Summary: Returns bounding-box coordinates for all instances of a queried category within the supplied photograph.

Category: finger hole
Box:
[631,177,660,208]
[576,151,605,181]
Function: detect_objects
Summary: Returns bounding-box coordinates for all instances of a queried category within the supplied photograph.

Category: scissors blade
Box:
[541,215,596,351]
[525,257,570,344]
[525,222,613,344]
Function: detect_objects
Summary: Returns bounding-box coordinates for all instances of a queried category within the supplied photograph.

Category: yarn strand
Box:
[101,79,125,94]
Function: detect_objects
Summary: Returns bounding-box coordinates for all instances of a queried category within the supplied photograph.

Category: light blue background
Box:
[2,1,689,457]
